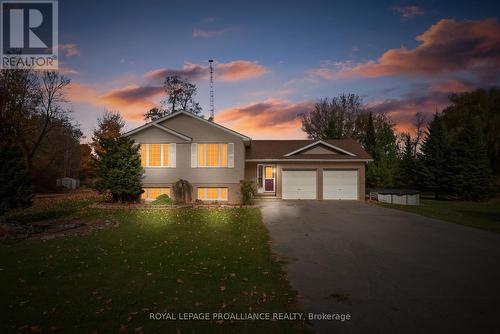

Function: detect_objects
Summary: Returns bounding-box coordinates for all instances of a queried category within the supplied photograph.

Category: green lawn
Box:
[0,197,309,333]
[378,196,500,233]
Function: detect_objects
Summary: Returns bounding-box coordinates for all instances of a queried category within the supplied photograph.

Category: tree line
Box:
[301,89,499,200]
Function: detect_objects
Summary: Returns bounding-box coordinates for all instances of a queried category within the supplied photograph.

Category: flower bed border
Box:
[89,203,259,209]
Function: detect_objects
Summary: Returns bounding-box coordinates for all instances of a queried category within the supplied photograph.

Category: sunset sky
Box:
[59,0,500,140]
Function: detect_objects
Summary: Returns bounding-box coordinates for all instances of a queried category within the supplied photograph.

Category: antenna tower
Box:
[208,59,215,121]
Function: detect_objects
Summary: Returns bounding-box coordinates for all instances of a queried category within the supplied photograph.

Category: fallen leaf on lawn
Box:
[176,278,184,284]
[220,286,225,292]
[119,324,128,332]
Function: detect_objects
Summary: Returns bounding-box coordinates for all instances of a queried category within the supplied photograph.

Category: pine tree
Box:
[420,114,449,198]
[397,133,418,188]
[363,112,377,158]
[448,118,493,199]
[0,146,33,217]
[93,137,143,203]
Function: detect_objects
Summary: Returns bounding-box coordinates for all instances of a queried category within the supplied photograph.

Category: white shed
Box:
[56,177,80,189]
[368,188,420,206]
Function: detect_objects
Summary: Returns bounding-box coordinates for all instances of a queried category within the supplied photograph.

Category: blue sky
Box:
[57,0,500,139]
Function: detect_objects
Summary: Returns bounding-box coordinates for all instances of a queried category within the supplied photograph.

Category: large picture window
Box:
[140,143,176,167]
[197,143,227,167]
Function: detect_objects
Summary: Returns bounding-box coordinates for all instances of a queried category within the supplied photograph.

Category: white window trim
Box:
[141,143,176,168]
[198,187,228,201]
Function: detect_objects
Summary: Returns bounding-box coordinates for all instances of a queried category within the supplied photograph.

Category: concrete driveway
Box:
[260,200,500,334]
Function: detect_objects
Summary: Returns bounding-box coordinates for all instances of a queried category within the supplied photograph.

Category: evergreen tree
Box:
[0,146,33,217]
[447,118,493,199]
[91,110,125,157]
[93,137,143,203]
[366,121,399,187]
[397,133,418,188]
[420,114,449,198]
[363,112,377,158]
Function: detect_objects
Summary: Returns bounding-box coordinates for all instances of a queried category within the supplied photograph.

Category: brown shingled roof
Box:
[246,139,372,160]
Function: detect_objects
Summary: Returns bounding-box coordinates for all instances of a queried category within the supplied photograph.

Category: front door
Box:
[257,164,276,193]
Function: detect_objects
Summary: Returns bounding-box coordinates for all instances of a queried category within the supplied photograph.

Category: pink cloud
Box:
[308,19,500,81]
[145,60,268,82]
[217,98,314,139]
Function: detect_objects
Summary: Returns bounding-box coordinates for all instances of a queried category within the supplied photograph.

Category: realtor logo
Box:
[1,0,58,69]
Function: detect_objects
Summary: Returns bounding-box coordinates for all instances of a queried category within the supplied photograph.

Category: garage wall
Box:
[245,161,366,200]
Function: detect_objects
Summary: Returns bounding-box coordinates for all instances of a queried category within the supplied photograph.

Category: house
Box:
[124,111,372,202]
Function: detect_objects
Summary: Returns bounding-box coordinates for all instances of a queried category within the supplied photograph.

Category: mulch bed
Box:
[0,218,120,241]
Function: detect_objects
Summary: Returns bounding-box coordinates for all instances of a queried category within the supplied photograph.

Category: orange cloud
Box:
[67,83,162,121]
[368,91,450,133]
[309,19,500,80]
[217,60,268,81]
[217,99,313,139]
[432,79,474,93]
[145,60,267,82]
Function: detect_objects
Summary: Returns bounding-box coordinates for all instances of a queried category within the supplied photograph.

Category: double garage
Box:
[282,169,359,200]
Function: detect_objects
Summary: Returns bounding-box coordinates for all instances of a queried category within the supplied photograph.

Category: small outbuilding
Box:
[56,177,80,189]
[367,188,420,205]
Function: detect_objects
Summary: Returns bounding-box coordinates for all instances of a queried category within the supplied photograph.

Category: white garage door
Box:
[282,170,317,199]
[323,170,358,200]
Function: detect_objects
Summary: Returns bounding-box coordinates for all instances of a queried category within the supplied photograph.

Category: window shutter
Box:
[228,143,234,168]
[169,143,176,167]
[191,143,197,168]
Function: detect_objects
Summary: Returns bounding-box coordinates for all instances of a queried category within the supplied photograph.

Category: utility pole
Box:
[208,59,215,121]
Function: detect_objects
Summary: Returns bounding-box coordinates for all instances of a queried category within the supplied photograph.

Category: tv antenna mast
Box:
[208,59,215,121]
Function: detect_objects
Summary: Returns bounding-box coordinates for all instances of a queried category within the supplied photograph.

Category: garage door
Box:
[323,170,358,200]
[282,170,317,199]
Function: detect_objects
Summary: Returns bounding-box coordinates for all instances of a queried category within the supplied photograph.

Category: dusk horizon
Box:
[58,0,500,141]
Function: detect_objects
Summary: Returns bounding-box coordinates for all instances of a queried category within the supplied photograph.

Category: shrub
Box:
[0,145,33,217]
[150,194,173,205]
[240,180,255,205]
[173,179,192,204]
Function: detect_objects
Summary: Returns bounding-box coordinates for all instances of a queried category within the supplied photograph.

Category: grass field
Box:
[378,196,500,234]
[0,193,309,333]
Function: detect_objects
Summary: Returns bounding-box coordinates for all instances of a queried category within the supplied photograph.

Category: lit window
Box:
[149,144,161,166]
[139,144,174,167]
[265,166,274,179]
[142,188,171,201]
[140,145,147,167]
[198,144,205,166]
[197,188,228,201]
[197,143,228,167]
[163,144,169,166]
